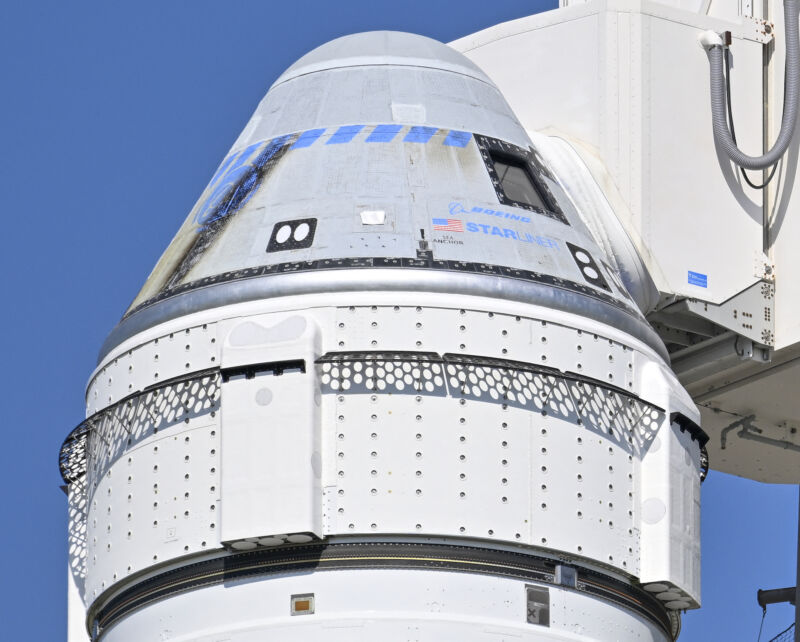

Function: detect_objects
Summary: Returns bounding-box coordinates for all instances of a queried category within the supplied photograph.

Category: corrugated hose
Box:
[707,0,799,170]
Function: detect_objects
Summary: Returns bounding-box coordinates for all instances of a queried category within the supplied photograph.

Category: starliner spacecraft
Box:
[60,1,800,640]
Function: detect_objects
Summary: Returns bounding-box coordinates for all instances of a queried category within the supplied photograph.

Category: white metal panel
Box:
[696,355,800,483]
[85,322,219,416]
[318,304,680,577]
[454,3,767,304]
[220,314,323,542]
[100,568,668,642]
[78,294,698,591]
[643,13,764,302]
[638,421,702,608]
[668,0,800,485]
[75,292,700,630]
[220,371,322,542]
[534,403,639,571]
[95,292,666,384]
[67,560,89,642]
[453,9,603,152]
[220,313,323,369]
[331,305,636,394]
[637,366,702,606]
[768,1,800,350]
[329,392,534,544]
[67,481,87,599]
[84,419,222,601]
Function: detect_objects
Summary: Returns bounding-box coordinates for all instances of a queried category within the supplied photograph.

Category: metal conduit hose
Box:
[706,0,799,170]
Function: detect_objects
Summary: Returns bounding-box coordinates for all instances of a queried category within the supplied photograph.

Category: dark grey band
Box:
[87,541,671,639]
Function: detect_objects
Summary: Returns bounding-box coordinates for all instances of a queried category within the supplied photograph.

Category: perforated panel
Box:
[330,306,635,394]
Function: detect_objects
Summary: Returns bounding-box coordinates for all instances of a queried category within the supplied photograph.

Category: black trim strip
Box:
[88,542,670,638]
[221,359,306,382]
[317,350,441,363]
[670,412,710,447]
[122,256,639,321]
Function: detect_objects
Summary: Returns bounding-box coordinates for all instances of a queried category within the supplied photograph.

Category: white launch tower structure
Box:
[60,1,800,640]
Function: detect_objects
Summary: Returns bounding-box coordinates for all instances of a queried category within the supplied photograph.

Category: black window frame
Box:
[475,134,568,225]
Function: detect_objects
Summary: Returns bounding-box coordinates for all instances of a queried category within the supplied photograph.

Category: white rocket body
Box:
[61,31,705,641]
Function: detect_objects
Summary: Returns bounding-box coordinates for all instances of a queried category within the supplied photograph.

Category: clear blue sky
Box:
[1,1,796,639]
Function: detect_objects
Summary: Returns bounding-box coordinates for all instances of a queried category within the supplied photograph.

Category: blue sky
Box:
[0,1,796,639]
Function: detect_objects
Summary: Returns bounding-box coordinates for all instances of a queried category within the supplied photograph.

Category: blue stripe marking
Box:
[206,153,238,190]
[366,124,403,143]
[291,128,326,149]
[688,271,708,288]
[443,130,472,147]
[404,126,437,143]
[432,218,448,225]
[327,125,365,144]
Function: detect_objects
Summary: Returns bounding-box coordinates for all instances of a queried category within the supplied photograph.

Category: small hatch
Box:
[291,593,315,616]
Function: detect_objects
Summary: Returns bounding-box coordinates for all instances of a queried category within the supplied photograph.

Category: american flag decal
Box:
[432,218,464,232]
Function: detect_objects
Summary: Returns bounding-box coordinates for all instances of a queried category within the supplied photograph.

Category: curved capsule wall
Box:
[61,32,704,642]
[104,32,663,361]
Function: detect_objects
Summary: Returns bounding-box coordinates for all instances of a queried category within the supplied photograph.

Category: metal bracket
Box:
[755,253,775,282]
[720,414,758,450]
[721,414,800,453]
[757,587,796,608]
[742,16,775,44]
[681,280,775,347]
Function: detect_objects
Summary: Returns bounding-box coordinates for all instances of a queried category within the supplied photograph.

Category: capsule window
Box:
[490,152,548,212]
[475,134,567,224]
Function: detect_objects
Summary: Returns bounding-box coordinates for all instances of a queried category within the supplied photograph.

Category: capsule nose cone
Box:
[106,28,664,364]
[272,30,493,88]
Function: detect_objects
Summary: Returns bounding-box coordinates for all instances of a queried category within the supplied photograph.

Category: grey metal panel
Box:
[109,30,660,365]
